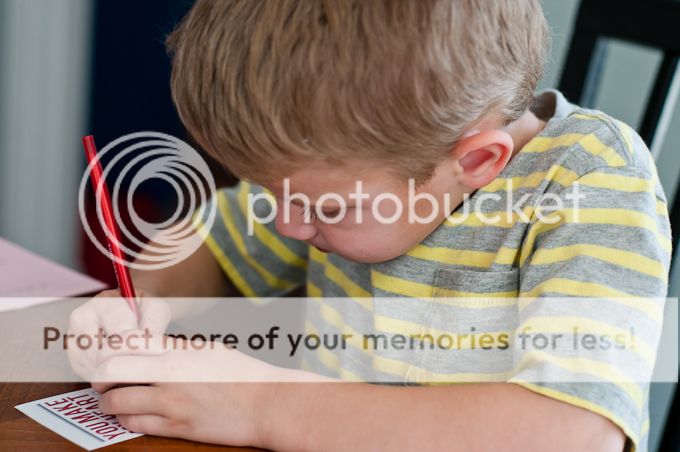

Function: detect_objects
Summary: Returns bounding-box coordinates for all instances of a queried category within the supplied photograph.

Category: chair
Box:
[558,0,680,450]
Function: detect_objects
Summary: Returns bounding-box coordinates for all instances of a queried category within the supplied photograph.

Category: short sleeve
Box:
[510,160,671,450]
[193,181,308,297]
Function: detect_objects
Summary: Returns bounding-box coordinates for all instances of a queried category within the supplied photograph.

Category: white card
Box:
[15,387,144,450]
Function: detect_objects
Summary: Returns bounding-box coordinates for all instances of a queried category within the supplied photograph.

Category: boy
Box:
[68,1,671,451]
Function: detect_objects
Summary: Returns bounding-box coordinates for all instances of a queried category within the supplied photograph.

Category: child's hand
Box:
[67,289,171,380]
[98,381,273,447]
[90,337,282,448]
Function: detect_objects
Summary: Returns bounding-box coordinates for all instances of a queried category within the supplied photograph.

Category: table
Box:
[0,383,261,451]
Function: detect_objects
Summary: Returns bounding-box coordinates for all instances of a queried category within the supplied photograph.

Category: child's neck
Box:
[506,110,547,158]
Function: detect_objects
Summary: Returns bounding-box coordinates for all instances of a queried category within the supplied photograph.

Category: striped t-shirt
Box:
[197,89,671,451]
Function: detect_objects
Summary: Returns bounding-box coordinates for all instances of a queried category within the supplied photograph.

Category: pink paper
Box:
[0,237,107,309]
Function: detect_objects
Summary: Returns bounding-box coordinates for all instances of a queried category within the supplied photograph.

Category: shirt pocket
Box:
[407,268,520,381]
[432,268,520,298]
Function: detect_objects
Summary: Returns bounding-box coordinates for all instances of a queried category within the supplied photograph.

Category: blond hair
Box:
[167,0,550,183]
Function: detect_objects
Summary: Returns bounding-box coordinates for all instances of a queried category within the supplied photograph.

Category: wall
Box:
[0,0,92,267]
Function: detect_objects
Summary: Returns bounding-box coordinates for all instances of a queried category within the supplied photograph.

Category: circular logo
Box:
[78,132,217,270]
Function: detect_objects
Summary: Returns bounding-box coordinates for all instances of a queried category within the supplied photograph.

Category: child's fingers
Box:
[115,413,172,436]
[98,385,168,416]
[92,381,130,394]
[94,289,170,334]
[95,329,169,365]
[67,290,140,379]
[67,300,105,380]
[137,295,171,333]
[91,354,164,385]
[92,294,142,333]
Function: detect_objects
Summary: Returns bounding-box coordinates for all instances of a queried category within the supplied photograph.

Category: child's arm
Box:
[261,382,625,451]
[95,373,625,451]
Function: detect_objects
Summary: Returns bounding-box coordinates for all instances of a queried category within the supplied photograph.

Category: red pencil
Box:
[82,135,139,318]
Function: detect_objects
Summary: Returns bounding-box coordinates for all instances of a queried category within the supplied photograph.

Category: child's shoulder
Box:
[531,90,657,180]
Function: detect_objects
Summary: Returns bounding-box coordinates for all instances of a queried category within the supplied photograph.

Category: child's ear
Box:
[452,130,514,189]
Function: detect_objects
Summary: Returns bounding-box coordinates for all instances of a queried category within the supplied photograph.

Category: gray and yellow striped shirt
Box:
[197,90,671,451]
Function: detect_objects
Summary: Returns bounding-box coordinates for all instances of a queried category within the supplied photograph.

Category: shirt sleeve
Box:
[510,154,671,451]
[193,181,308,297]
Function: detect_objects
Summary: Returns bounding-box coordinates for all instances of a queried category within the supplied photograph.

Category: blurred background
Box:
[0,0,677,449]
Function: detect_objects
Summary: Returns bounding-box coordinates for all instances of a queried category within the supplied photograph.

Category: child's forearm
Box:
[260,382,625,452]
